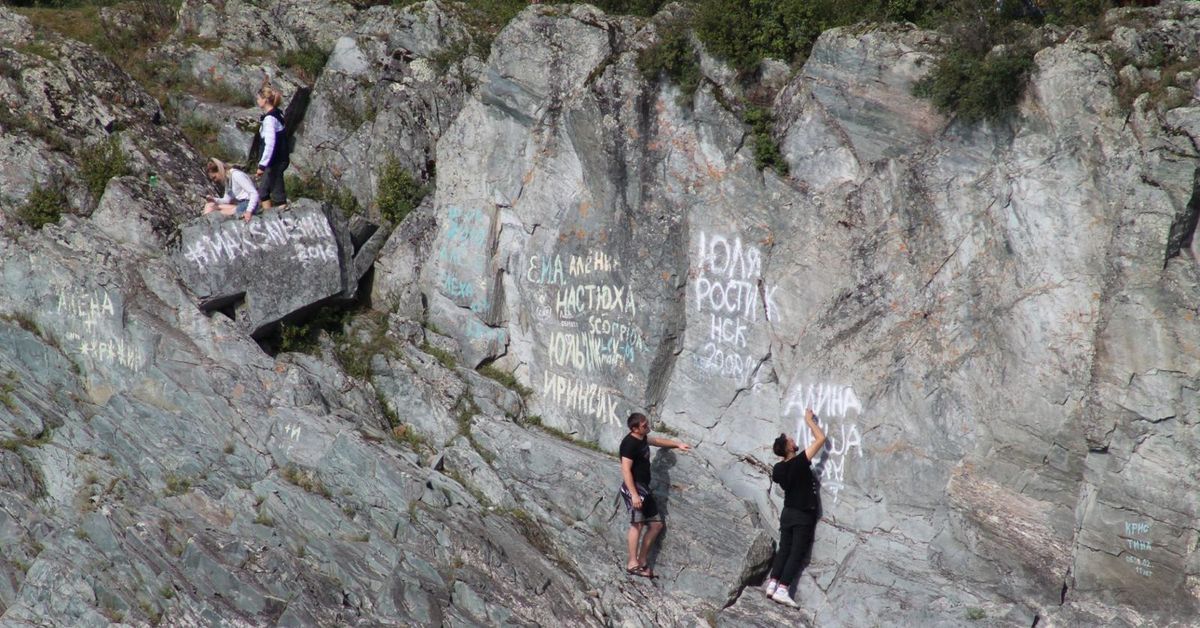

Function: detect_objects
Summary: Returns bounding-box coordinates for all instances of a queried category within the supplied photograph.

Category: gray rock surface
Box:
[0,9,206,224]
[411,2,1200,625]
[2,1,1199,627]
[292,1,479,211]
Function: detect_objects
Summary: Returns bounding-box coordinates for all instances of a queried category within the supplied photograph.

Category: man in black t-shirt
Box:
[620,412,690,578]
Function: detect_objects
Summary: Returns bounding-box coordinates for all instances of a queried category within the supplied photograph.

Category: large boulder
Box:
[175,200,383,336]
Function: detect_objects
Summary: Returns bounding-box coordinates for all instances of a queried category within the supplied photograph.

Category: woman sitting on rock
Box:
[202,158,259,223]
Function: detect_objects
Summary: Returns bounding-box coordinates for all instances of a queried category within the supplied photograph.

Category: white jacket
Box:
[218,168,259,214]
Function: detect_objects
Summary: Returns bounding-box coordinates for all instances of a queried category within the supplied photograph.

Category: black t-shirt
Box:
[773,454,819,511]
[619,433,652,487]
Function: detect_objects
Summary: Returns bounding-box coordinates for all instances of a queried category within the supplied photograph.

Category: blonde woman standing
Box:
[254,84,289,210]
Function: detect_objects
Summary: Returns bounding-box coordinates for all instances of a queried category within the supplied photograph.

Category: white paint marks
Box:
[787,382,864,503]
[690,231,780,383]
[183,213,335,270]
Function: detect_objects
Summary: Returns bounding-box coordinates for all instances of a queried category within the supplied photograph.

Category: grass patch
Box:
[376,157,427,225]
[192,80,255,108]
[16,1,180,104]
[253,508,275,527]
[654,421,680,437]
[284,173,362,216]
[0,107,71,154]
[0,426,53,451]
[180,114,240,165]
[390,424,429,452]
[913,45,1036,124]
[420,343,457,370]
[521,415,610,456]
[329,91,377,131]
[16,42,59,61]
[281,464,332,499]
[279,44,330,84]
[0,371,18,413]
[965,607,986,621]
[477,364,532,398]
[162,473,192,497]
[79,135,131,202]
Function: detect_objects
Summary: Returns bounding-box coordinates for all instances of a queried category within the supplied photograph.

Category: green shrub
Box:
[79,135,130,202]
[913,46,1035,123]
[376,158,426,224]
[278,322,317,354]
[279,44,330,83]
[694,0,830,73]
[638,23,703,104]
[743,106,787,174]
[284,173,362,216]
[16,184,68,229]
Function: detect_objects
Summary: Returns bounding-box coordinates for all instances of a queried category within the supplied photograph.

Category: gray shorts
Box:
[619,484,662,524]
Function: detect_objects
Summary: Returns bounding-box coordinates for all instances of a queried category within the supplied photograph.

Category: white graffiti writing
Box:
[690,231,781,383]
[526,250,620,286]
[56,286,115,334]
[548,329,639,372]
[693,231,779,323]
[555,284,637,318]
[56,286,144,373]
[183,213,334,270]
[541,370,620,425]
[790,383,864,503]
[694,342,754,380]
[1122,521,1153,578]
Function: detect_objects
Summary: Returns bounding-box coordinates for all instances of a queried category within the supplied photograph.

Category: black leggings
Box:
[257,162,288,205]
[769,508,816,584]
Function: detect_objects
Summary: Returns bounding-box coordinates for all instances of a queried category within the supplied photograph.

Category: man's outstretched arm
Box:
[648,436,691,451]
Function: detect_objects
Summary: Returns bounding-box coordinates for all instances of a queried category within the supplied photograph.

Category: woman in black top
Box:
[764,407,826,608]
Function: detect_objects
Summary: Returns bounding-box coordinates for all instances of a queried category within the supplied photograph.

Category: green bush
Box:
[743,106,787,174]
[376,158,426,225]
[16,184,68,229]
[913,46,1035,123]
[79,135,130,202]
[637,23,703,104]
[694,0,829,73]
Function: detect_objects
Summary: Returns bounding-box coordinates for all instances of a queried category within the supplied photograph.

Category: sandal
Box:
[626,565,653,578]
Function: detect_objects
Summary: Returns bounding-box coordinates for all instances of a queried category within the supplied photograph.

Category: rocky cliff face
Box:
[1,1,1198,627]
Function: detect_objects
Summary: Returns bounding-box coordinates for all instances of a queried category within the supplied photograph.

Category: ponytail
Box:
[257,84,283,108]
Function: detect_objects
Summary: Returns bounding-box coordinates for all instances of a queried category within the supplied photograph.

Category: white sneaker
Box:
[771,587,800,608]
[763,579,778,597]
